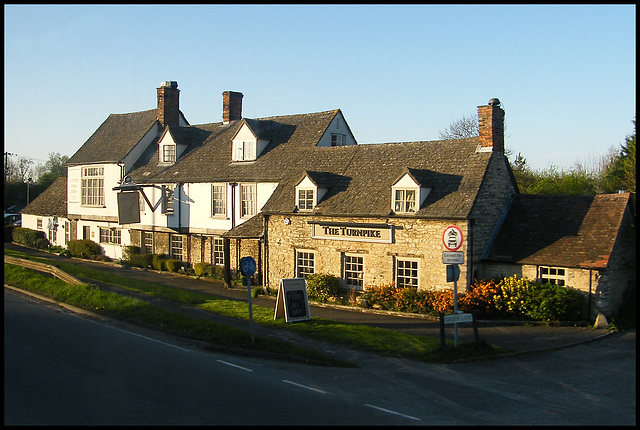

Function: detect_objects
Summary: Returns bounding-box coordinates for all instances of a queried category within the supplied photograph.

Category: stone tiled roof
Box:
[223,213,265,239]
[262,138,492,218]
[485,193,632,269]
[128,110,340,184]
[21,176,67,217]
[67,109,159,165]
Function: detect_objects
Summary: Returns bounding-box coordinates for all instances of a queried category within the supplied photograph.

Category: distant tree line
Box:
[439,115,636,215]
[4,152,68,212]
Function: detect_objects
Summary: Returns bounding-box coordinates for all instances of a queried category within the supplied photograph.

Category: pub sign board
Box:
[311,221,392,243]
[274,278,311,323]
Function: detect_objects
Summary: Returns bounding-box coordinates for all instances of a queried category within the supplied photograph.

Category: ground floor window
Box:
[296,250,315,278]
[396,258,419,288]
[99,227,121,245]
[344,254,364,290]
[170,234,183,261]
[538,266,567,286]
[143,231,154,254]
[212,237,224,265]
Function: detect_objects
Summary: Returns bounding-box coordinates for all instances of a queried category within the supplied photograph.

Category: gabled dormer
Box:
[391,169,432,214]
[316,110,357,147]
[157,126,188,164]
[231,119,270,162]
[295,172,331,211]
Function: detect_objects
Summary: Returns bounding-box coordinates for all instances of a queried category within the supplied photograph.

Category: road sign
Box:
[444,313,474,324]
[240,256,256,277]
[446,264,461,282]
[442,225,463,251]
[442,251,464,264]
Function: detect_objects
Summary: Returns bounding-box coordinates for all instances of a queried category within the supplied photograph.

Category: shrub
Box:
[35,237,50,249]
[458,279,502,317]
[11,227,47,248]
[495,275,531,318]
[526,282,585,321]
[165,259,183,273]
[152,254,167,271]
[363,283,397,310]
[122,245,141,260]
[67,239,102,260]
[193,262,209,277]
[306,273,340,302]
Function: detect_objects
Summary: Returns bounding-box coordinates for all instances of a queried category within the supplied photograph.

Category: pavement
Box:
[4,243,616,362]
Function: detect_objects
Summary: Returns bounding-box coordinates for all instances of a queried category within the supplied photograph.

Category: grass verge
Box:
[4,247,511,363]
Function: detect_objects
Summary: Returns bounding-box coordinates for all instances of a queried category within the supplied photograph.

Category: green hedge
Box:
[11,227,48,249]
[67,239,102,260]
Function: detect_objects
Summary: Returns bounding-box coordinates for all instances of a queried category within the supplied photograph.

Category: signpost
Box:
[442,225,464,346]
[239,256,257,343]
[274,278,311,323]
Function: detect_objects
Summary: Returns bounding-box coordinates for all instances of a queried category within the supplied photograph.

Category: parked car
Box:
[4,213,21,226]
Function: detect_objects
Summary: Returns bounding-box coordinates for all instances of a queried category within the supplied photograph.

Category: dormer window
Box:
[298,189,315,210]
[391,171,431,215]
[163,144,176,163]
[233,140,256,161]
[295,173,329,211]
[394,189,416,213]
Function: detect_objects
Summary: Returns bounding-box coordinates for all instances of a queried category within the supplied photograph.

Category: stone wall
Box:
[266,214,470,292]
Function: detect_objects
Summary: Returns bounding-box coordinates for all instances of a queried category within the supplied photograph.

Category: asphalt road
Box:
[4,288,636,425]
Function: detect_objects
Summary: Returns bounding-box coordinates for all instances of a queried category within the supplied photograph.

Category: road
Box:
[4,288,636,425]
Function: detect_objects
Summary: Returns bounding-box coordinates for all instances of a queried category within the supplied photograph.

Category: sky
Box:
[4,4,636,172]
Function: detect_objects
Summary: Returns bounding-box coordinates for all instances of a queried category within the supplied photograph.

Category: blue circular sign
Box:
[240,256,256,277]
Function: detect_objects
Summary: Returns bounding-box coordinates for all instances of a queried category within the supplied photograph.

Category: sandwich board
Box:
[274,278,311,323]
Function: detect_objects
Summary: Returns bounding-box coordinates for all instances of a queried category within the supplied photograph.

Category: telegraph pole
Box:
[4,152,14,182]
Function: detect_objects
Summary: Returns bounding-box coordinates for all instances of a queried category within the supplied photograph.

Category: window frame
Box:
[232,140,257,161]
[99,227,121,245]
[343,253,364,291]
[81,166,105,207]
[212,237,225,266]
[396,257,419,289]
[240,183,256,218]
[297,189,315,211]
[211,183,227,217]
[162,144,176,163]
[170,234,183,261]
[393,188,417,214]
[296,250,316,278]
[331,133,346,147]
[538,266,567,286]
[143,231,154,254]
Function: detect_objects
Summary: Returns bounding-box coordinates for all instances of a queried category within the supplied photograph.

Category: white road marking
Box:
[281,379,327,394]
[364,404,421,421]
[217,359,254,372]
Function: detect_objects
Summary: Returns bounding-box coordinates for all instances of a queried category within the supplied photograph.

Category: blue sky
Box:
[4,4,636,171]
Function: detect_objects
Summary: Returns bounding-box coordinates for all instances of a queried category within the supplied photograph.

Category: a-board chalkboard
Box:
[273,278,311,323]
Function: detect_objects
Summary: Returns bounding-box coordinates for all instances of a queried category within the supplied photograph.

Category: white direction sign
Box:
[442,225,463,251]
[442,251,464,264]
[444,313,474,324]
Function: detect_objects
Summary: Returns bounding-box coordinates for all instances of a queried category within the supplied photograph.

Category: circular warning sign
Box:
[442,225,463,251]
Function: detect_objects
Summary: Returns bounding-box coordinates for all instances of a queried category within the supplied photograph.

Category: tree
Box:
[438,114,478,140]
[603,119,636,195]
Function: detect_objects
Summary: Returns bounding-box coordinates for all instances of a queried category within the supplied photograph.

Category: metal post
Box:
[453,264,458,347]
[247,275,255,344]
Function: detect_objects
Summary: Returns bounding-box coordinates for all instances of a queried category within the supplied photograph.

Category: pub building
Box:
[20,82,634,323]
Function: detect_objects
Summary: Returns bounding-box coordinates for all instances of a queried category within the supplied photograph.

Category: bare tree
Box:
[438,114,478,140]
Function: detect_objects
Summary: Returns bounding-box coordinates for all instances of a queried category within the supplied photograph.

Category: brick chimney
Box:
[222,91,243,124]
[157,81,180,127]
[477,98,504,153]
